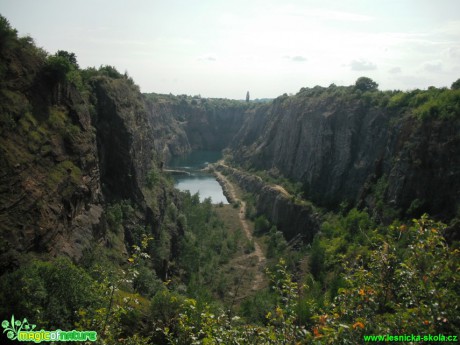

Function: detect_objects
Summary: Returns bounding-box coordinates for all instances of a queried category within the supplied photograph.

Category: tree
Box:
[45,55,73,82]
[246,91,250,102]
[451,78,460,90]
[56,50,79,68]
[354,76,378,92]
[98,65,123,79]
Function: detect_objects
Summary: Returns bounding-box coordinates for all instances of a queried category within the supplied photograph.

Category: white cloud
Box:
[424,62,443,73]
[389,67,402,74]
[291,56,307,62]
[281,6,374,23]
[284,55,307,62]
[199,56,217,62]
[350,60,377,71]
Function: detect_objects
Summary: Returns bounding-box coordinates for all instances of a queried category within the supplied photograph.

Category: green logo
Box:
[1,315,97,343]
[2,315,36,340]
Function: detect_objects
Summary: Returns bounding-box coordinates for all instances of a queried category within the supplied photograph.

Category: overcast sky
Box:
[2,0,460,99]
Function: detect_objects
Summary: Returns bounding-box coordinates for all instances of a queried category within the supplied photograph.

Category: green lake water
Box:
[168,151,229,204]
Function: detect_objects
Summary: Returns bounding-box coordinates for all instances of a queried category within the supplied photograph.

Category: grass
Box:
[46,160,82,192]
[214,204,242,233]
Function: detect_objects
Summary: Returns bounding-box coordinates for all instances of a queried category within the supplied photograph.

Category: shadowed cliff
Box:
[144,93,249,161]
[0,20,180,273]
[229,85,460,229]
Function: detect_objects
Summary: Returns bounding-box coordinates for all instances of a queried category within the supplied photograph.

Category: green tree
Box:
[354,76,378,92]
[246,91,250,102]
[45,55,72,82]
[98,65,123,79]
[451,78,460,90]
[56,50,79,68]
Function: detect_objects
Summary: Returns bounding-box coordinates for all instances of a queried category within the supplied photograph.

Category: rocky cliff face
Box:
[91,77,154,206]
[0,23,176,272]
[215,165,321,241]
[0,60,104,269]
[144,94,248,162]
[143,86,459,236]
[230,87,460,224]
[232,92,393,205]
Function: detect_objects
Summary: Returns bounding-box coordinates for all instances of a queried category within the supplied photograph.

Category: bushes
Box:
[1,210,456,344]
[254,215,270,234]
[150,215,458,344]
[311,215,459,343]
[388,88,460,120]
[174,192,240,300]
[0,258,105,329]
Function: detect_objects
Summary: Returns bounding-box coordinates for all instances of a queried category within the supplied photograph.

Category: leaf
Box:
[1,320,10,330]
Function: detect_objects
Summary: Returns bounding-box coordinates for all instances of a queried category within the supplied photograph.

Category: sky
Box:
[1,0,460,99]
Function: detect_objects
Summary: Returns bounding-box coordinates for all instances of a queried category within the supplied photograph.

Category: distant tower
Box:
[246,91,250,102]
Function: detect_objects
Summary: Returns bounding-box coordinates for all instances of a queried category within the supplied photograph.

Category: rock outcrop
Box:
[144,94,248,162]
[0,57,105,269]
[230,87,460,224]
[215,165,320,242]
[0,23,175,271]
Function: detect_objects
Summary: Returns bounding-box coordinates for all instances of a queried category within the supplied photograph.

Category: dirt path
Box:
[214,171,266,292]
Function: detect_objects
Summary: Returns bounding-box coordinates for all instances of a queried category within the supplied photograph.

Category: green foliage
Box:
[150,215,458,344]
[156,259,311,344]
[46,160,82,198]
[48,160,81,183]
[371,175,400,223]
[56,50,78,68]
[0,15,45,84]
[254,215,270,234]
[388,87,460,120]
[146,168,159,189]
[143,92,249,113]
[309,237,326,280]
[451,78,460,90]
[146,164,174,193]
[107,203,124,232]
[313,215,459,343]
[46,106,83,144]
[78,235,157,344]
[243,193,257,219]
[341,208,373,243]
[45,55,72,82]
[98,65,124,79]
[45,50,84,89]
[150,289,187,337]
[240,289,277,323]
[0,258,105,329]
[133,266,163,297]
[266,226,287,259]
[412,88,460,120]
[354,76,378,92]
[47,106,67,128]
[0,15,16,41]
[250,169,303,196]
[175,192,240,301]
